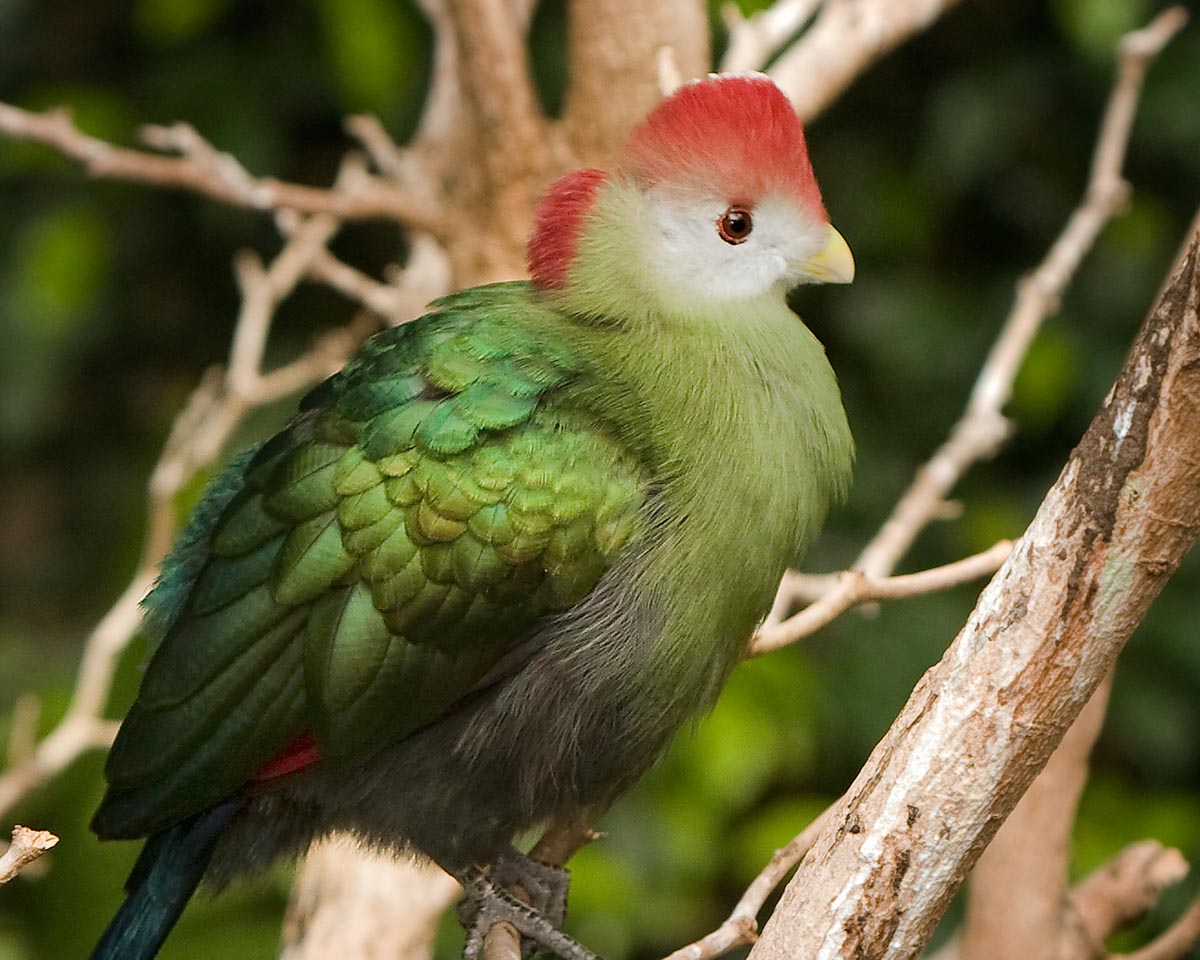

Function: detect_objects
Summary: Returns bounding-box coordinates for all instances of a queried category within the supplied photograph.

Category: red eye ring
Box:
[717,205,753,245]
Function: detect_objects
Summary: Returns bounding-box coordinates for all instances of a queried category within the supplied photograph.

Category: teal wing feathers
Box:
[97,284,647,836]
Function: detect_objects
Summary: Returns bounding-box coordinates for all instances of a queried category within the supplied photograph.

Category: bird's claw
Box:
[455,863,598,960]
[489,848,571,929]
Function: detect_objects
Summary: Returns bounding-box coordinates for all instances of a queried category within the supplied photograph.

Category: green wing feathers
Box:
[97,286,647,837]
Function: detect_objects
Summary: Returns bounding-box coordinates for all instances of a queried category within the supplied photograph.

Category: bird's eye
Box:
[717,205,753,245]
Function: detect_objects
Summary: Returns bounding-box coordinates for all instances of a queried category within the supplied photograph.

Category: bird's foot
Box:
[489,847,571,928]
[454,863,599,960]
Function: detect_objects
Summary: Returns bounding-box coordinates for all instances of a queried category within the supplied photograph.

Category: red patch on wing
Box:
[252,730,321,782]
[527,168,608,289]
[623,75,826,219]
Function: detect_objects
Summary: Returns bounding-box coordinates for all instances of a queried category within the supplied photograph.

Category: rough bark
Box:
[749,232,1200,959]
[958,677,1113,960]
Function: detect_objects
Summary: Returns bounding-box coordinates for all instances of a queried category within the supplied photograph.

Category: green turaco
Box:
[91,73,855,960]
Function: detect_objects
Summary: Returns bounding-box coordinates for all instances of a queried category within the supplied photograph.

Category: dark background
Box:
[1,0,1198,956]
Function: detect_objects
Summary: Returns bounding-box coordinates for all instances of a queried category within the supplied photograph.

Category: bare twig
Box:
[763,6,1187,649]
[769,0,968,121]
[345,114,410,181]
[720,0,820,74]
[662,804,837,960]
[1116,895,1200,960]
[1065,840,1191,957]
[0,102,451,235]
[753,541,1012,654]
[0,826,59,885]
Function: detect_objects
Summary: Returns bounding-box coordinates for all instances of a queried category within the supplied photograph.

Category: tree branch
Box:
[769,0,968,122]
[753,541,1012,654]
[958,676,1113,960]
[749,226,1200,957]
[445,0,545,179]
[442,0,549,275]
[1066,840,1191,958]
[0,102,451,234]
[0,826,59,885]
[1115,895,1200,960]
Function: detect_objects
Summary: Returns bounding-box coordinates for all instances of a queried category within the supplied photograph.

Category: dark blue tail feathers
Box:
[91,801,241,960]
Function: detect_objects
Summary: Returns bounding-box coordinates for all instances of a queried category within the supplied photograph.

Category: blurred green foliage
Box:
[2,1,1199,957]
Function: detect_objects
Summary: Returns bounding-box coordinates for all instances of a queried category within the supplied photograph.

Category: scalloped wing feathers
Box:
[95,284,647,837]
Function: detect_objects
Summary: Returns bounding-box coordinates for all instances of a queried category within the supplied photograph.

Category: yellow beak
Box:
[795,224,855,284]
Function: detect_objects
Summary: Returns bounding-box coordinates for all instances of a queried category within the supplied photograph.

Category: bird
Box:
[89,73,855,960]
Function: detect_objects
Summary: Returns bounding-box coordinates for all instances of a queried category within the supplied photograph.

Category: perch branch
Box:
[958,675,1114,960]
[0,826,59,885]
[0,102,451,234]
[480,820,604,960]
[748,227,1200,956]
[281,840,460,960]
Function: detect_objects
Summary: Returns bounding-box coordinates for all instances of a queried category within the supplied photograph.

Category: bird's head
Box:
[528,74,853,320]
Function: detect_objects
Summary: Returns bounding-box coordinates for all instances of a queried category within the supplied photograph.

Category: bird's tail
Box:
[91,800,241,960]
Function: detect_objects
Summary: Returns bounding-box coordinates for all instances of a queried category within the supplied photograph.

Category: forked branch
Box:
[0,102,452,234]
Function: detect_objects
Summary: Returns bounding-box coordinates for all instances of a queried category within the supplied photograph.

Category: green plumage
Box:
[100,285,647,833]
[93,75,860,960]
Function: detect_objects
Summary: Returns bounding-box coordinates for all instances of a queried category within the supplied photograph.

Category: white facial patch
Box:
[640,191,828,306]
